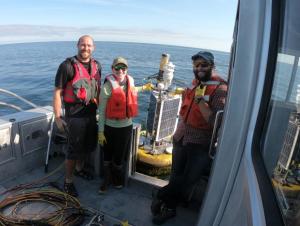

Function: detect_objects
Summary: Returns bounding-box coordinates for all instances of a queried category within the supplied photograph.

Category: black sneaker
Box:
[64,182,78,197]
[152,204,176,225]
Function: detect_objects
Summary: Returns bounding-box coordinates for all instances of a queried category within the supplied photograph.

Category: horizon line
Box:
[0,40,230,54]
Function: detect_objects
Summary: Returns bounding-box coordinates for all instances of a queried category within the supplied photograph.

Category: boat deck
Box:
[0,155,200,226]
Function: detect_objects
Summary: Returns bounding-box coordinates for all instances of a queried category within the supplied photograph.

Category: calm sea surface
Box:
[0,41,230,123]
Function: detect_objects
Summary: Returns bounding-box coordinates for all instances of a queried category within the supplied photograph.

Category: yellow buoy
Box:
[136,148,172,176]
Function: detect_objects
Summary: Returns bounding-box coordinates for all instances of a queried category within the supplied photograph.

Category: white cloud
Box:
[0,24,231,51]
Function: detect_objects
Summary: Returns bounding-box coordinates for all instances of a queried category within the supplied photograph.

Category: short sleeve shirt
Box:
[55,56,102,117]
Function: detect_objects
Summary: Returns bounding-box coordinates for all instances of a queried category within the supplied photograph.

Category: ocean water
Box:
[0,41,230,123]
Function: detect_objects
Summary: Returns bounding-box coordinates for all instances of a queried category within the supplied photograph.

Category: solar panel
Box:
[278,119,300,170]
[146,91,181,141]
[146,93,158,135]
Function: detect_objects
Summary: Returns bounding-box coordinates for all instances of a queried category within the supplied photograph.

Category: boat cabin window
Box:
[261,0,300,225]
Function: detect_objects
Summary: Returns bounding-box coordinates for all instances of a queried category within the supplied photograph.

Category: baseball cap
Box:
[112,57,128,67]
[191,51,214,65]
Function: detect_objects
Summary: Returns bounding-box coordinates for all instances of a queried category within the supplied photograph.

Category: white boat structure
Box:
[1,0,300,225]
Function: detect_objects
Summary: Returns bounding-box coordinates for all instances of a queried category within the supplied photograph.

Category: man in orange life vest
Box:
[151,51,228,225]
[53,35,101,197]
[97,57,152,194]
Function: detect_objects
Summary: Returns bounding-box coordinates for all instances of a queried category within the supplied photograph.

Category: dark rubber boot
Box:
[112,164,124,189]
[151,190,164,215]
[99,162,112,194]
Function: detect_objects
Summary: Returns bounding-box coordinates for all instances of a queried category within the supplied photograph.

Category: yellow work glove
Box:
[98,132,107,146]
[174,87,184,95]
[194,85,207,103]
[142,83,154,91]
[195,85,206,97]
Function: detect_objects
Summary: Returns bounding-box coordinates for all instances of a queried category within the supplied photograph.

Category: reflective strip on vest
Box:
[202,81,221,86]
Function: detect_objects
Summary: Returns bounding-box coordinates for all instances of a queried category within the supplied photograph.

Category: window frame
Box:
[252,0,286,225]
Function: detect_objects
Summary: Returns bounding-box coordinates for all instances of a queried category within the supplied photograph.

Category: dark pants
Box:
[157,140,211,208]
[65,116,98,160]
[102,124,133,166]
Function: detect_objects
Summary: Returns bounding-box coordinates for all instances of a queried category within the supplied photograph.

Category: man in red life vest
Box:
[53,35,101,197]
[151,51,228,225]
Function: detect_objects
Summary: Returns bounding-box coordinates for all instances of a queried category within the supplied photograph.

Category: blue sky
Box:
[0,0,238,52]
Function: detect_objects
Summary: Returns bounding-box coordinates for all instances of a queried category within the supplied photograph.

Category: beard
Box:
[78,50,91,61]
[193,69,212,82]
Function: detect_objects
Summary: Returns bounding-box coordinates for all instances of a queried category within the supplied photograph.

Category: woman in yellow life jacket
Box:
[97,57,152,194]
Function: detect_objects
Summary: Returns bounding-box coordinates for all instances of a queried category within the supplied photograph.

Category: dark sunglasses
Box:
[114,65,127,71]
[194,62,210,68]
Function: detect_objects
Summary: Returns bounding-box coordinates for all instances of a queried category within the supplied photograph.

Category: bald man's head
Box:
[77,35,94,46]
[76,35,95,62]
